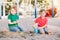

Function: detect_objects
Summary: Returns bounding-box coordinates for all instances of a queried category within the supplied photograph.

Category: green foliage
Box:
[7,0,12,2]
[31,0,49,8]
[19,0,22,4]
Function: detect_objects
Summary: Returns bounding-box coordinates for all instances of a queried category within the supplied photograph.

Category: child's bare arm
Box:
[32,22,36,28]
[8,20,17,24]
[38,24,47,29]
[16,20,19,23]
[42,24,47,28]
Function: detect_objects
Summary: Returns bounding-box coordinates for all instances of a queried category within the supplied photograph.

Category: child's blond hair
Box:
[9,6,17,13]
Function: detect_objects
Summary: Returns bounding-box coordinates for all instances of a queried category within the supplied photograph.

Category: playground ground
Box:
[0,17,60,40]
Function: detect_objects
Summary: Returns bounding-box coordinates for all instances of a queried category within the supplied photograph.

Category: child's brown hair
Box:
[39,9,45,14]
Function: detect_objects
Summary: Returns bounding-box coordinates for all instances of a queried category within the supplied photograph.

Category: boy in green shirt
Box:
[8,6,23,32]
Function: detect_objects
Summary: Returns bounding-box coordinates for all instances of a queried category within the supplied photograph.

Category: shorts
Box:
[39,27,49,33]
[9,26,23,32]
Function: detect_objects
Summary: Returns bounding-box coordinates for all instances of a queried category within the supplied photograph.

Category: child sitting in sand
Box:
[33,9,52,35]
[8,6,23,32]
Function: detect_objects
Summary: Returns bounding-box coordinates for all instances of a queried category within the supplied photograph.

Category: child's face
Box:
[40,11,46,17]
[10,8,16,15]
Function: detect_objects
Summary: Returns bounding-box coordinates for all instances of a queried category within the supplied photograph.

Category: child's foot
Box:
[48,32,53,35]
[19,32,26,39]
[19,32,25,36]
[40,32,45,34]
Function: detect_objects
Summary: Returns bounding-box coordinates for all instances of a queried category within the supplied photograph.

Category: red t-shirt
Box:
[34,17,48,27]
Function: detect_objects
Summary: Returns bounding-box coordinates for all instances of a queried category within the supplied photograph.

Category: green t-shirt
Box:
[8,13,19,27]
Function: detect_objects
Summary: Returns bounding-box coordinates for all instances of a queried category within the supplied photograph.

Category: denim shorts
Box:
[39,27,49,33]
[9,26,23,32]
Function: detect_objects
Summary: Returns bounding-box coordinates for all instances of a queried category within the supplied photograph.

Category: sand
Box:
[0,17,60,40]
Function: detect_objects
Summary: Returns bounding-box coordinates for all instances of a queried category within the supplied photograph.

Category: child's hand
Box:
[13,21,17,24]
[16,20,19,23]
[32,25,35,29]
[32,25,34,28]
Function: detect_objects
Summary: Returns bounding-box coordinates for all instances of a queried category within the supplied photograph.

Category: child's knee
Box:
[9,27,17,32]
[9,29,16,32]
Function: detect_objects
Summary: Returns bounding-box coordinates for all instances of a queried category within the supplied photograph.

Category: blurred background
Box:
[0,0,60,18]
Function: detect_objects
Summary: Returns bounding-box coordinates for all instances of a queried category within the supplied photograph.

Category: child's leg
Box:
[43,27,53,35]
[44,27,49,33]
[9,26,17,32]
[17,26,23,32]
[39,29,45,34]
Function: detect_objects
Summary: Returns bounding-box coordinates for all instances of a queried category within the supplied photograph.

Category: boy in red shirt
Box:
[33,9,52,34]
